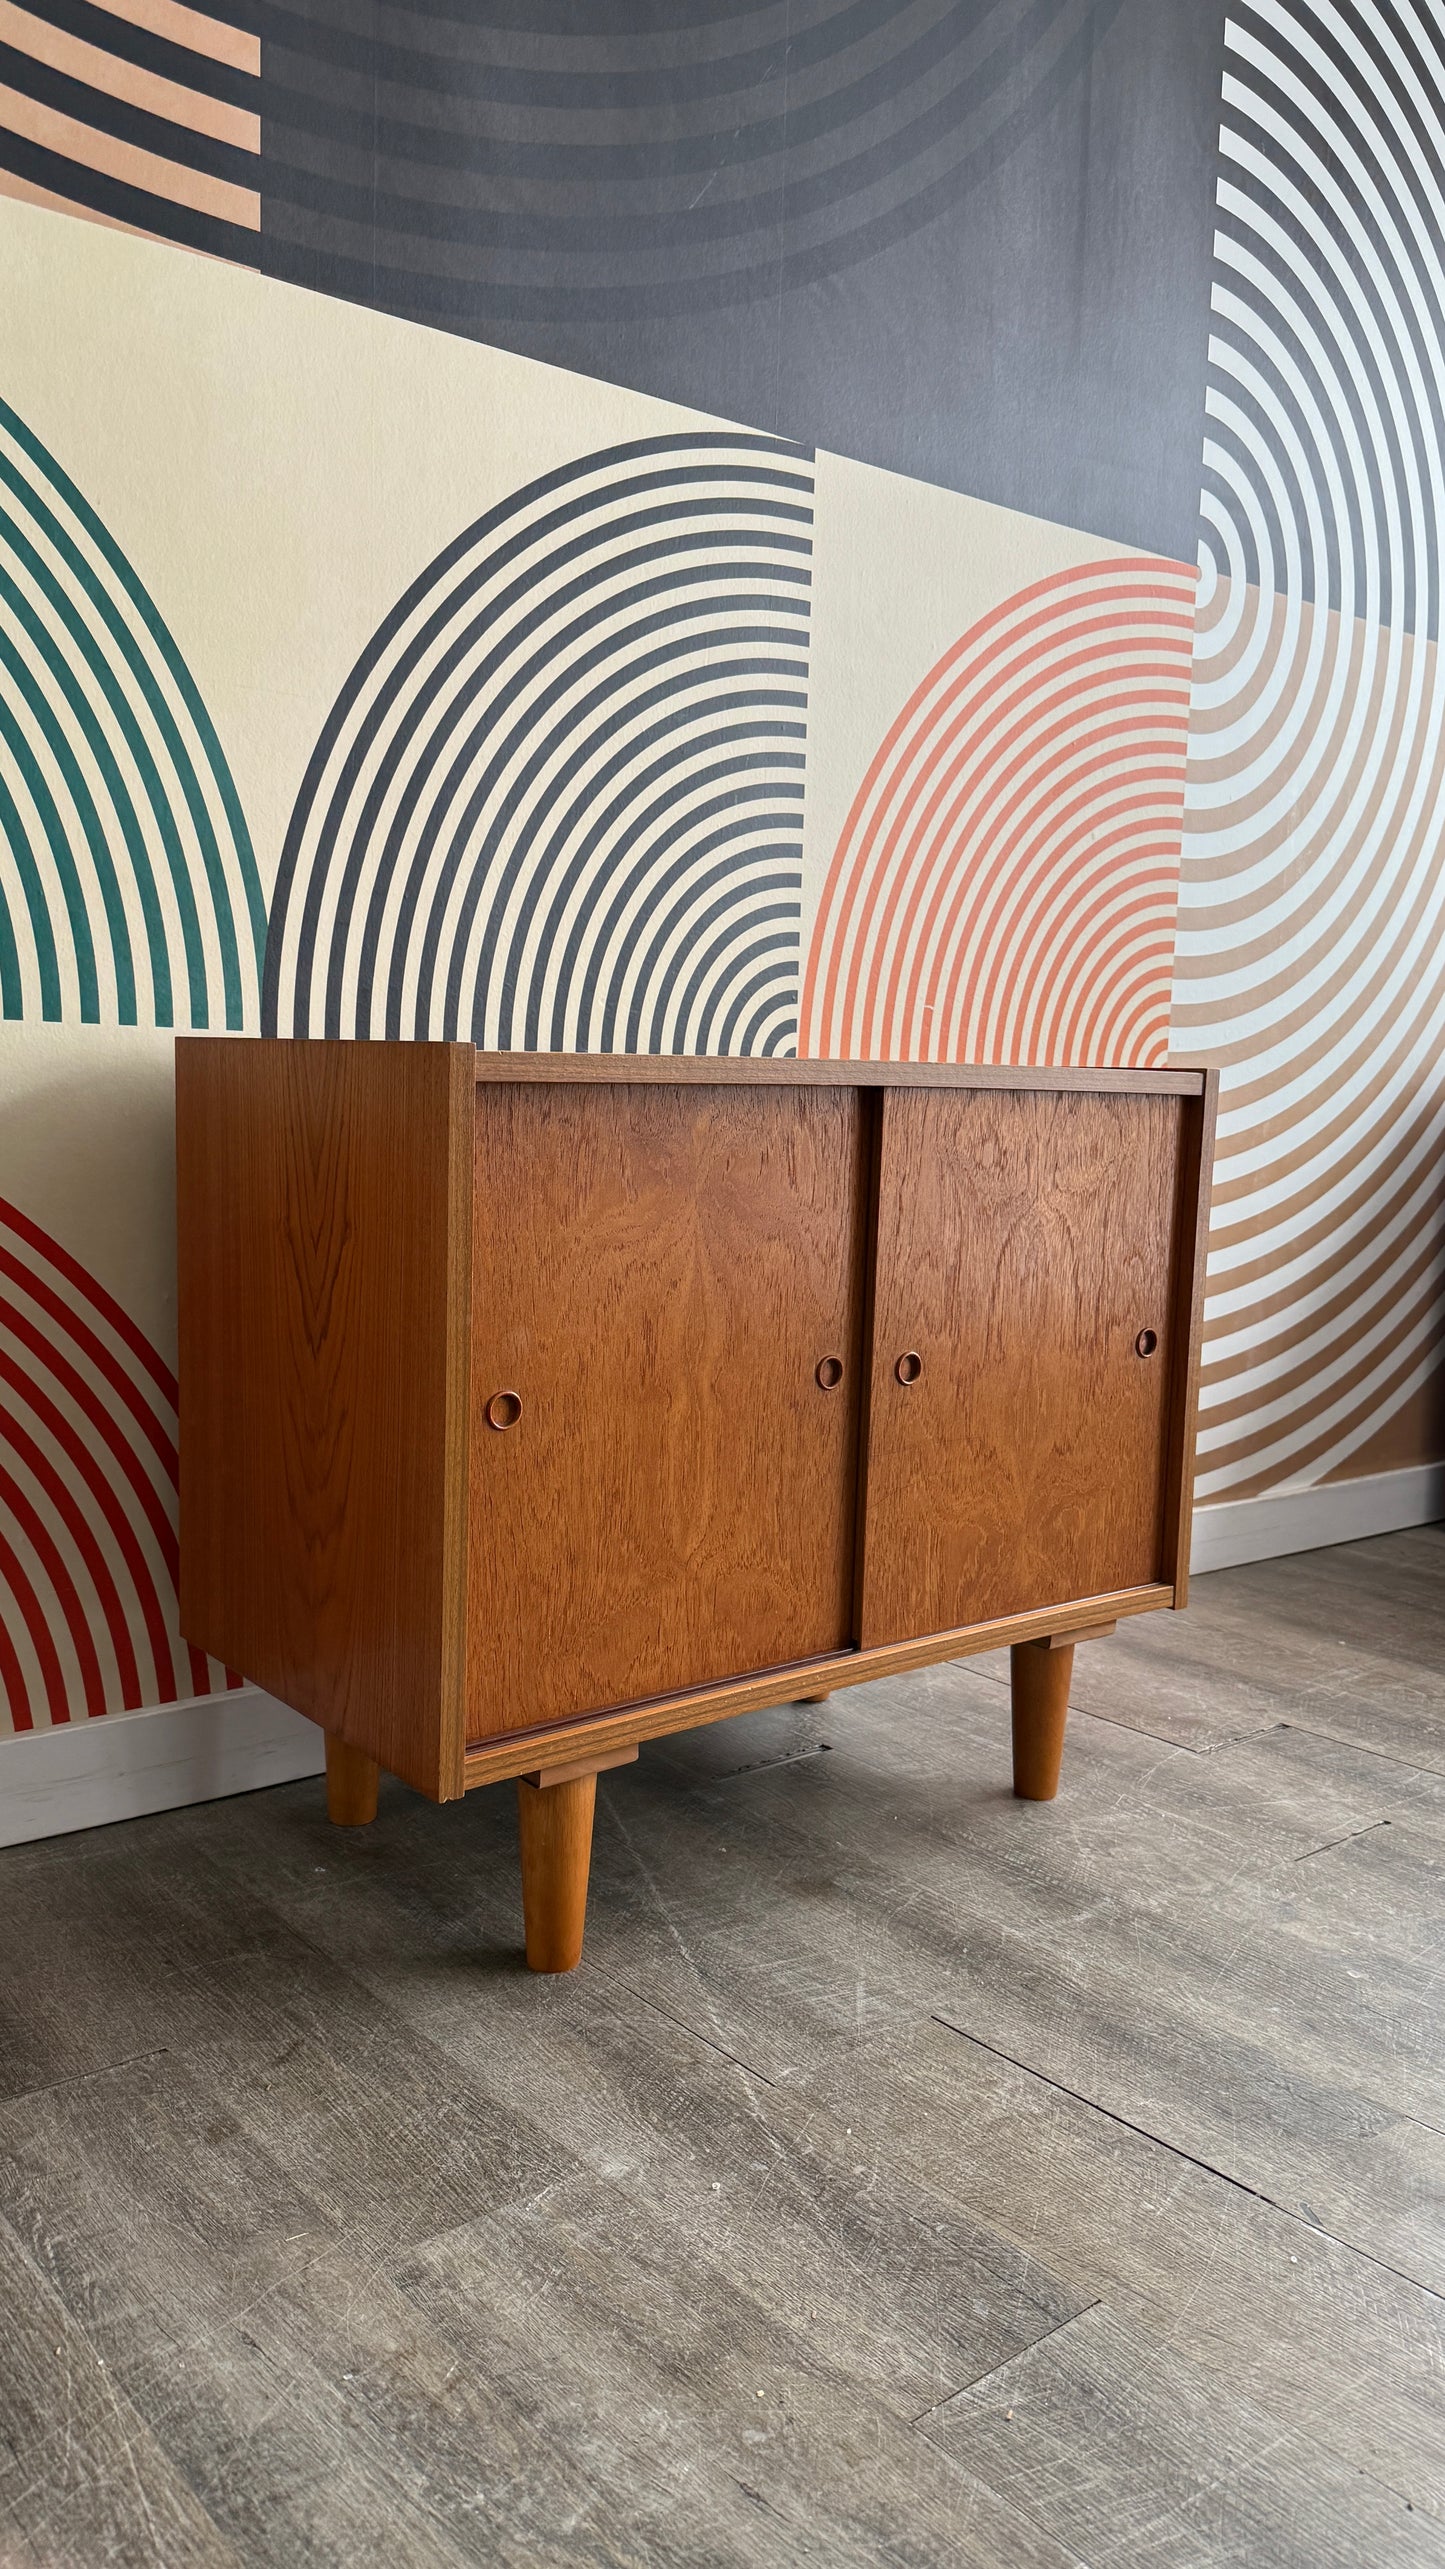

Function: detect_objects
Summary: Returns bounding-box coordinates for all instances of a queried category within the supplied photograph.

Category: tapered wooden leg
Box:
[325,1733,379,1825]
[517,1772,597,1973]
[1010,1640,1075,1801]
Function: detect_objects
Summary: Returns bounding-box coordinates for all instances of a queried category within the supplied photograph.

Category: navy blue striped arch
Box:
[261,431,815,1058]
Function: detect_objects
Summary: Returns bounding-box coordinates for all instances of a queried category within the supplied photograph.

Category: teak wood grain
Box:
[469,1052,1207,1095]
[176,1038,473,1799]
[461,1580,1175,1790]
[466,1080,867,1737]
[858,1089,1182,1646]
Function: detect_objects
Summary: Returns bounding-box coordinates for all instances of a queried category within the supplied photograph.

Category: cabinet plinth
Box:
[177,1044,1216,1973]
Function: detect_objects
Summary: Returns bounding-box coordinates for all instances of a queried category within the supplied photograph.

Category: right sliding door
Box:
[859,1086,1183,1648]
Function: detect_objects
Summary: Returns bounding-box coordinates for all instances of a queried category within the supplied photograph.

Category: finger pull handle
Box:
[486,1389,523,1430]
[815,1355,844,1390]
[895,1350,922,1386]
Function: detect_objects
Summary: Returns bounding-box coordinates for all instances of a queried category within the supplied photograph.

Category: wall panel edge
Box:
[0,1685,323,1846]
[1189,1466,1445,1577]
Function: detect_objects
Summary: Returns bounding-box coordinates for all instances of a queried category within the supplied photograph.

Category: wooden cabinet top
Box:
[178,1036,1209,1096]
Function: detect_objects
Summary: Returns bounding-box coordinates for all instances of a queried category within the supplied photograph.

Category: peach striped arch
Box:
[799,556,1199,1067]
[0,0,258,251]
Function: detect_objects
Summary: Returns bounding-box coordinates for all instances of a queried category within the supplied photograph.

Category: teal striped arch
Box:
[0,398,264,1028]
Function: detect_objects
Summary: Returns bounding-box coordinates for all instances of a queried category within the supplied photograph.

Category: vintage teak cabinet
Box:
[176,1042,1216,1971]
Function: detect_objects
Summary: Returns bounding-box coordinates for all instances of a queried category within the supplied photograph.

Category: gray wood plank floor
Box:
[2,1526,1443,2566]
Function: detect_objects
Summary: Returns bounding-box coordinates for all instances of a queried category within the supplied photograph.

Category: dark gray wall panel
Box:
[256,0,1229,557]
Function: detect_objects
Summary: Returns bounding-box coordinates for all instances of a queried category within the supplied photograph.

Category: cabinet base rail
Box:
[460,1583,1167,1794]
[322,1622,1120,1971]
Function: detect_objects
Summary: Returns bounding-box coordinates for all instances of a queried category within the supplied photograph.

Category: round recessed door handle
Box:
[486,1389,523,1430]
[815,1355,845,1390]
[895,1350,923,1386]
[1135,1329,1159,1359]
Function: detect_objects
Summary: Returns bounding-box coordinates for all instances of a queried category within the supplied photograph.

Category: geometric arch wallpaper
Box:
[0,394,263,1029]
[265,432,818,1057]
[1176,0,1445,1500]
[0,1192,236,1727]
[1,0,1443,1737]
[801,553,1199,1069]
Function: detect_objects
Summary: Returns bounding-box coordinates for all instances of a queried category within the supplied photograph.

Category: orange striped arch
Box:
[800,556,1198,1067]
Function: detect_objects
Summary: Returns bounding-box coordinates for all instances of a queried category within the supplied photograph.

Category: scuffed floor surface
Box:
[2,1527,1444,2566]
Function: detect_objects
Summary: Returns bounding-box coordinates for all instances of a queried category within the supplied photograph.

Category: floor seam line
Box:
[908,2300,1104,2425]
[930,2014,1445,2306]
[1066,1707,1258,1757]
[1280,1718,1445,1777]
[617,1982,780,2087]
[0,2042,175,2110]
[697,1746,834,1784]
[1293,1819,1391,1862]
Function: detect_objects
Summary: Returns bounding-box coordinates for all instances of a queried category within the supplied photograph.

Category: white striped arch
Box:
[1175,0,1445,1497]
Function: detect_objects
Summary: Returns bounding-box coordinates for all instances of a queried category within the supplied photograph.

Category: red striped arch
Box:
[799,556,1198,1066]
[0,1197,237,1731]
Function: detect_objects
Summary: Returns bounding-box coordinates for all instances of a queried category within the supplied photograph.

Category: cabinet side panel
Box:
[176,1039,471,1797]
[1162,1065,1219,1606]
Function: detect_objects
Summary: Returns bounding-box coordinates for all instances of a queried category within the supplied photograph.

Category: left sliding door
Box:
[467,1080,866,1738]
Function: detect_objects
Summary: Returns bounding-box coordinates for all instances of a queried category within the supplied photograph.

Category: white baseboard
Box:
[0,1685,323,1848]
[1189,1462,1445,1575]
[2,1463,1441,1848]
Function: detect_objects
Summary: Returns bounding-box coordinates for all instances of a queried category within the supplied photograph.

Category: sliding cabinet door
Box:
[468,1080,868,1737]
[859,1087,1182,1647]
